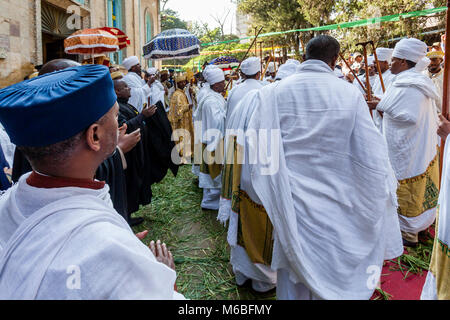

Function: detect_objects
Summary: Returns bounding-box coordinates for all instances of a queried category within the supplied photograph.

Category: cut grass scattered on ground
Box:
[132,165,276,300]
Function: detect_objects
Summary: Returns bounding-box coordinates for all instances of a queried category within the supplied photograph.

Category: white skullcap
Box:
[203,65,225,85]
[241,57,261,76]
[392,38,427,63]
[122,56,140,70]
[285,59,301,66]
[147,67,157,75]
[415,57,431,72]
[367,56,375,66]
[224,70,231,75]
[376,48,394,63]
[276,63,298,80]
[267,62,276,73]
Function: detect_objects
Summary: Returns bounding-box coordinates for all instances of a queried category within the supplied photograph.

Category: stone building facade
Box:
[0,0,161,88]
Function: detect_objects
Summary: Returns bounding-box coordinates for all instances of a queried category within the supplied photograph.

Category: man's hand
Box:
[366,96,380,110]
[142,105,157,118]
[118,124,141,154]
[438,114,450,140]
[149,240,175,271]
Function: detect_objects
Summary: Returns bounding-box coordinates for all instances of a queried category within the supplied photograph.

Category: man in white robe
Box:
[371,38,440,247]
[245,35,403,300]
[226,57,262,121]
[122,56,153,113]
[372,48,395,97]
[262,62,276,85]
[146,67,167,109]
[0,65,184,300]
[426,51,444,114]
[194,66,226,210]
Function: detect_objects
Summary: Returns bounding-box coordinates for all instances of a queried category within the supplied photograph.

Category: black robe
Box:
[118,99,179,213]
[11,148,128,221]
[118,99,147,216]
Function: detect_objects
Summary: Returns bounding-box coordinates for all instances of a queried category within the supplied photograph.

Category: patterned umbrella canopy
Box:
[143,29,200,60]
[64,28,119,55]
[100,27,130,50]
[208,56,240,69]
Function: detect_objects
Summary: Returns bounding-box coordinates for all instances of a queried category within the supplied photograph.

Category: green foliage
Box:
[161,9,188,31]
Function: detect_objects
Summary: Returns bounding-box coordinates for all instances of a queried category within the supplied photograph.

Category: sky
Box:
[165,0,237,34]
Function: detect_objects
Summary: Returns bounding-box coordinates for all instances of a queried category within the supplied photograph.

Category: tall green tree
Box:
[161,8,188,31]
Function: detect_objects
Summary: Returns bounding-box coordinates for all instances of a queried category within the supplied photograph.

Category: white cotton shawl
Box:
[149,80,166,107]
[247,60,402,300]
[123,72,151,113]
[0,174,183,300]
[226,79,262,121]
[377,68,439,180]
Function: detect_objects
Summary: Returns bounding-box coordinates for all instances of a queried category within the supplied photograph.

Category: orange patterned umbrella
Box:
[100,27,130,50]
[64,28,119,55]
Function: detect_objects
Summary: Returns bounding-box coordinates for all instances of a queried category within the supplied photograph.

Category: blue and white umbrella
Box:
[143,29,201,60]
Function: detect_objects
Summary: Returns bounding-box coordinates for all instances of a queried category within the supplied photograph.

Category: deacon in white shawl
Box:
[246,35,403,300]
[354,56,377,96]
[147,67,167,109]
[0,65,184,300]
[219,89,277,293]
[372,48,395,97]
[275,62,300,81]
[421,116,450,300]
[194,66,227,210]
[122,56,152,113]
[226,57,263,120]
[426,51,445,114]
[372,38,440,247]
[262,62,276,85]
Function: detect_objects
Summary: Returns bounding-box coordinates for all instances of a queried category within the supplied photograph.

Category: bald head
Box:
[114,79,131,101]
[39,59,81,76]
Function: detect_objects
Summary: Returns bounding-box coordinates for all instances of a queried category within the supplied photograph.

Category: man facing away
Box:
[194,66,227,211]
[370,38,440,247]
[0,65,183,299]
[245,35,403,299]
[225,57,262,121]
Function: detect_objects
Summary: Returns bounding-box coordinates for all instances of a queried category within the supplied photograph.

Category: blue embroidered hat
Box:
[0,64,117,147]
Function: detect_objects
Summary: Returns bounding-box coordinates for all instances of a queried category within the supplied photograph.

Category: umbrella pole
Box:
[440,0,450,183]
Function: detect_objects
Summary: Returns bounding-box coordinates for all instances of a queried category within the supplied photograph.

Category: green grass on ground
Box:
[132,165,434,300]
[132,165,276,300]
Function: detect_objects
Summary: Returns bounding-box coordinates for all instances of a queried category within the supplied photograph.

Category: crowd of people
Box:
[0,33,448,300]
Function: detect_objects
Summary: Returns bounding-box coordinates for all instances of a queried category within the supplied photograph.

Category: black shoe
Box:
[129,217,144,227]
[402,238,418,248]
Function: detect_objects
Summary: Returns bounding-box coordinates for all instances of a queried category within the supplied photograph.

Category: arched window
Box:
[145,11,153,67]
[107,0,123,64]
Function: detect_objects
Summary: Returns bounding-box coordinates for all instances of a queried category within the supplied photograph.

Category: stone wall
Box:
[0,0,161,88]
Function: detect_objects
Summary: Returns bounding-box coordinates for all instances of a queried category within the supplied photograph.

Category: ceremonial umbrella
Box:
[64,28,119,55]
[143,28,201,60]
[208,56,239,69]
[100,27,131,50]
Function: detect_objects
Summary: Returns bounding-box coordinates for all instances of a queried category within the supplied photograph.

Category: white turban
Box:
[267,62,276,73]
[241,57,261,76]
[415,57,431,72]
[203,65,225,85]
[122,56,139,70]
[367,56,375,66]
[376,48,394,63]
[392,38,427,63]
[276,63,298,80]
[147,67,157,75]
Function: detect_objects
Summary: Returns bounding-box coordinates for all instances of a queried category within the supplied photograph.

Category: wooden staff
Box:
[224,27,263,91]
[259,42,263,75]
[357,41,372,101]
[440,0,450,181]
[339,53,366,92]
[261,55,273,81]
[271,41,277,73]
[370,41,386,93]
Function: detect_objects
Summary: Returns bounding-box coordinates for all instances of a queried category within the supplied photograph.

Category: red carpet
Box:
[371,227,435,300]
